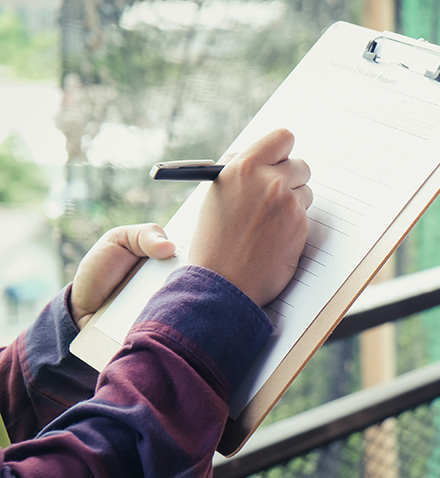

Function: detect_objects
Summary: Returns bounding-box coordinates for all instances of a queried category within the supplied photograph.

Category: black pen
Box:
[149,160,224,181]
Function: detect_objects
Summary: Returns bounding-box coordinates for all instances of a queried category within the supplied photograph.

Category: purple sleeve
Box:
[1,266,272,477]
[0,285,98,443]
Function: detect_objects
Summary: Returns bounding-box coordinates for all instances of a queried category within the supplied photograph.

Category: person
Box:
[0,128,312,477]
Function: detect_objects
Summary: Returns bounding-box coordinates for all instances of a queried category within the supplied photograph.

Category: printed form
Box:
[86,22,440,418]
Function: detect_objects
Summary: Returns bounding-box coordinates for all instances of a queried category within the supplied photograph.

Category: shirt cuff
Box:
[135,265,273,395]
[19,284,98,411]
[21,284,79,375]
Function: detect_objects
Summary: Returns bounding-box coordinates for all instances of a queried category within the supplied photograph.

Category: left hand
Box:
[70,223,175,330]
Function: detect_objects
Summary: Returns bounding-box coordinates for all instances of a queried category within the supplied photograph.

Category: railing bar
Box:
[213,360,440,477]
[329,265,440,341]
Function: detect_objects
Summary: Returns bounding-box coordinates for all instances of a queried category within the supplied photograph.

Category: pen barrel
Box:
[154,165,224,181]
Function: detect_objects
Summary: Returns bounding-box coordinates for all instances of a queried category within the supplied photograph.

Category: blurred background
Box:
[0,0,366,344]
[1,1,440,475]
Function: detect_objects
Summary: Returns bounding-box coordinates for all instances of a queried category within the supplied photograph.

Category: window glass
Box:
[0,0,361,344]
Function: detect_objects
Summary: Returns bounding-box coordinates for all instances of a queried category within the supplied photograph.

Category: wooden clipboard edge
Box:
[69,257,149,370]
[218,166,440,457]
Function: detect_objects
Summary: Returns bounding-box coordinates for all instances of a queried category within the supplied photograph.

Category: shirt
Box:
[0,265,272,477]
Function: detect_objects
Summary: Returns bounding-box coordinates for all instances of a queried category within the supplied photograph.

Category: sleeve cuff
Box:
[21,284,79,375]
[19,285,98,412]
[135,265,273,394]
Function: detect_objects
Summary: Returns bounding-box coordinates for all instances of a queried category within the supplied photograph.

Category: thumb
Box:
[136,224,176,259]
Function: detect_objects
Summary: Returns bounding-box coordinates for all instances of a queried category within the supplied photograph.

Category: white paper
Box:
[90,22,440,418]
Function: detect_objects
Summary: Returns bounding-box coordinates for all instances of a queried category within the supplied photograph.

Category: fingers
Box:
[227,128,295,169]
[293,183,313,210]
[221,129,312,211]
[275,157,311,189]
[107,223,176,260]
[136,224,176,259]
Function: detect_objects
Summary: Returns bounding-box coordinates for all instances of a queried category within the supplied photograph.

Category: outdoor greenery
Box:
[0,11,58,80]
[399,0,440,44]
[0,11,58,210]
[0,133,49,205]
[56,0,363,278]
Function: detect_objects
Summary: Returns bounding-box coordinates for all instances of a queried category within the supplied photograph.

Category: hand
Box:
[188,129,312,308]
[70,223,175,330]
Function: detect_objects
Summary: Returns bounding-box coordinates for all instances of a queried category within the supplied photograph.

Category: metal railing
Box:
[213,265,440,477]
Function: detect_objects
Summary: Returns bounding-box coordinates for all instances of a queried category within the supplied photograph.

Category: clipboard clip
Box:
[363,33,440,81]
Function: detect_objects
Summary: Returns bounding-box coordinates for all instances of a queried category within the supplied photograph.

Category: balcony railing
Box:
[213,265,440,477]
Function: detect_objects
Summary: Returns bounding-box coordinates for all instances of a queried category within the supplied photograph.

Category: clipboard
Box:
[218,164,440,456]
[70,22,440,457]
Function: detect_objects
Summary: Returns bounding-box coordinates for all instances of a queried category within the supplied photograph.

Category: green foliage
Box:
[397,0,440,371]
[0,133,48,204]
[243,0,362,80]
[395,404,437,477]
[0,11,59,80]
[92,28,181,124]
[56,161,195,283]
[263,338,360,427]
[99,29,179,90]
[400,0,440,43]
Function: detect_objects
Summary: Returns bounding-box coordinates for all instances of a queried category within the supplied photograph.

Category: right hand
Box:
[188,128,313,308]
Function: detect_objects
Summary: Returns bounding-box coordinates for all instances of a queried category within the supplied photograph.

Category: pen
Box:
[149,160,224,181]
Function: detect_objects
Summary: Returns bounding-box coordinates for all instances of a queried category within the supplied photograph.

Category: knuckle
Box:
[293,158,311,179]
[102,226,120,242]
[238,155,257,177]
[229,154,257,182]
[288,194,309,230]
[299,158,312,177]
[305,185,314,207]
[266,177,284,203]
[145,222,162,234]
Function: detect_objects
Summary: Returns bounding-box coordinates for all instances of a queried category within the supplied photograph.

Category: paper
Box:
[87,22,440,418]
